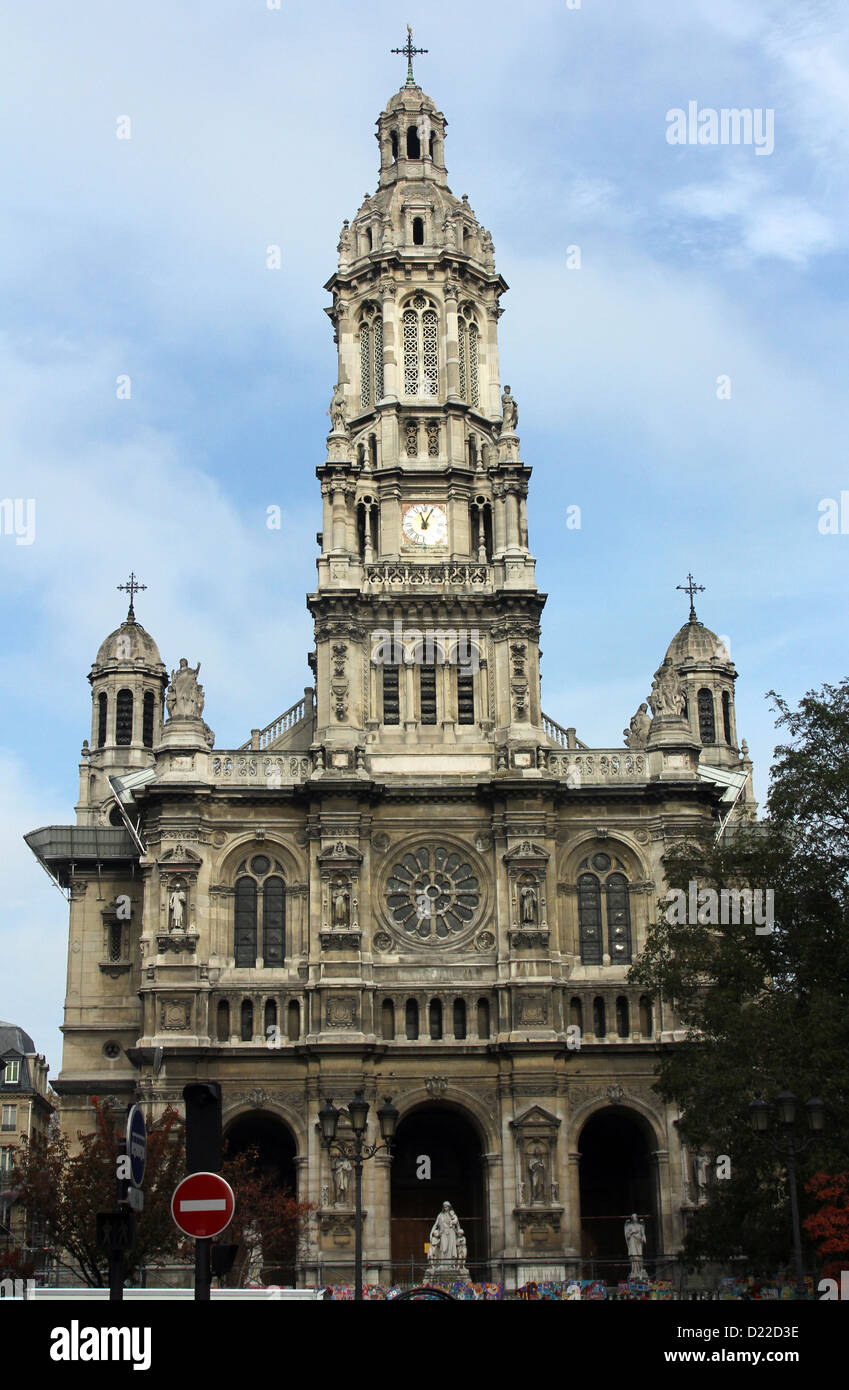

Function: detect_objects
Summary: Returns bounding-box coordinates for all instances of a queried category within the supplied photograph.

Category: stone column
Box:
[444,278,461,402]
[505,488,520,549]
[493,484,507,555]
[331,484,347,552]
[486,305,502,419]
[380,278,399,402]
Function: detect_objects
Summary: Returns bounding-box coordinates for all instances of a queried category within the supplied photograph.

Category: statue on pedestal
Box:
[426,1201,469,1281]
[624,1212,647,1279]
[501,385,519,434]
[166,659,204,720]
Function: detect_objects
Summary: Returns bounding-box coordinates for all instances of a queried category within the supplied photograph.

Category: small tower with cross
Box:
[659,575,742,772]
[78,580,168,819]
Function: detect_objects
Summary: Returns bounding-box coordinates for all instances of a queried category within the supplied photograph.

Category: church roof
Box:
[383,84,439,115]
[665,617,732,668]
[93,616,164,670]
[0,1021,36,1056]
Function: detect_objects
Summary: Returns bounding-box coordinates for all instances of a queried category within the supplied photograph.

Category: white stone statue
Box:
[501,385,519,433]
[624,1212,647,1278]
[624,702,651,749]
[429,1202,458,1261]
[520,883,538,924]
[332,1154,352,1205]
[528,1146,547,1203]
[168,887,186,931]
[332,884,350,928]
[328,383,347,434]
[647,659,686,719]
[167,658,205,719]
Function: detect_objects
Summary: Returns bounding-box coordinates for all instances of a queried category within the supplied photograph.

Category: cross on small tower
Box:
[391,25,428,88]
[117,571,147,621]
[676,572,705,622]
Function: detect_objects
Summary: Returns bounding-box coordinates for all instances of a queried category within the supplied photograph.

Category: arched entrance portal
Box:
[578,1107,659,1282]
[224,1111,298,1284]
[390,1105,487,1280]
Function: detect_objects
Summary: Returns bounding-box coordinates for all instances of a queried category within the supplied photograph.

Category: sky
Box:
[2,0,848,1077]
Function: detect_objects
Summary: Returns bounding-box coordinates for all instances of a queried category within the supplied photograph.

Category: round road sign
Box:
[126,1105,147,1188]
[171,1171,236,1239]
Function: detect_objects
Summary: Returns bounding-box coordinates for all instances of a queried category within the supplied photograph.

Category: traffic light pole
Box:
[195,1237,212,1302]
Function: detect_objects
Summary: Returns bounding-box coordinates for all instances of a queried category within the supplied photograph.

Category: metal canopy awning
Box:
[24,825,140,893]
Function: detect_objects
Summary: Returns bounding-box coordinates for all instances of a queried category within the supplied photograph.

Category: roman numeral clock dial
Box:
[402,503,448,548]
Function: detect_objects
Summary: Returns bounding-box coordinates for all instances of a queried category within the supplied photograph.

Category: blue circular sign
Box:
[126,1105,147,1188]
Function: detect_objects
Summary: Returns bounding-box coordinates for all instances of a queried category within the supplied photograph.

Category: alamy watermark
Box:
[665,880,774,934]
[666,102,774,156]
[0,498,35,546]
[371,620,480,673]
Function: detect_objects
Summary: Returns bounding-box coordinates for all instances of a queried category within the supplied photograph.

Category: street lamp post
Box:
[318,1091,398,1301]
[748,1090,825,1300]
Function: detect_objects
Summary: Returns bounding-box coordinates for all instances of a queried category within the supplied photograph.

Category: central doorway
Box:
[578,1106,660,1282]
[390,1104,486,1281]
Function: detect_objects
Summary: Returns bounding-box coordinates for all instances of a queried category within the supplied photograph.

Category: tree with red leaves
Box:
[804,1172,849,1279]
[14,1097,185,1287]
[220,1145,312,1287]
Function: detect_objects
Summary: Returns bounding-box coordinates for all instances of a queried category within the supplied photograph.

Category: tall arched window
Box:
[420,664,437,725]
[381,999,395,1040]
[639,995,653,1037]
[616,996,630,1037]
[234,877,257,967]
[97,692,108,748]
[142,691,155,748]
[606,873,633,964]
[477,997,491,1039]
[391,130,398,160]
[722,690,732,743]
[402,295,439,397]
[233,855,287,967]
[593,997,606,1037]
[406,124,420,158]
[412,216,424,245]
[115,689,133,745]
[216,1000,230,1042]
[429,998,443,1039]
[264,999,277,1038]
[456,667,475,724]
[578,874,603,965]
[698,688,716,743]
[359,306,384,410]
[382,666,400,725]
[287,1000,300,1042]
[570,996,583,1031]
[458,308,480,407]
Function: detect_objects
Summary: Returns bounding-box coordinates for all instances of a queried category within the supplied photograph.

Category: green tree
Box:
[14,1097,185,1286]
[630,680,849,1276]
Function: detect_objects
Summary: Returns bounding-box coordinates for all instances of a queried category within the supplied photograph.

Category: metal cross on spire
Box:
[676,572,705,622]
[117,571,147,621]
[391,25,428,88]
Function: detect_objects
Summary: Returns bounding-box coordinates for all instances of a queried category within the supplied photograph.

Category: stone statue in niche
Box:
[380,213,393,249]
[337,219,351,258]
[328,383,347,434]
[168,885,186,931]
[332,882,350,928]
[167,659,204,719]
[332,1154,352,1205]
[519,883,538,924]
[501,385,519,433]
[624,1212,647,1278]
[528,1145,547,1203]
[624,702,651,749]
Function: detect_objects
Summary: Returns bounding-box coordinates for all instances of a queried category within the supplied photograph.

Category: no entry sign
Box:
[171,1171,235,1239]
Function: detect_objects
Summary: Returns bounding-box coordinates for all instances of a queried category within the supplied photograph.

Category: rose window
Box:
[385,845,480,940]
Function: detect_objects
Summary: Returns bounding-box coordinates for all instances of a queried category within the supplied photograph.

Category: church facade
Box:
[28,62,756,1288]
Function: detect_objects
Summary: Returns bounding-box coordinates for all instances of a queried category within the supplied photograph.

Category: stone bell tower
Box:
[310,43,545,771]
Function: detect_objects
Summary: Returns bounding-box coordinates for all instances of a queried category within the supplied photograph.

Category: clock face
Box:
[402,503,448,548]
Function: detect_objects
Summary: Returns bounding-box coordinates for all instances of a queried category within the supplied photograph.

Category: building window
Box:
[3,1061,19,1085]
[359,309,385,410]
[570,997,583,1031]
[405,999,419,1040]
[382,666,400,725]
[216,1000,230,1042]
[234,857,286,967]
[593,997,606,1037]
[457,669,475,724]
[458,310,480,407]
[109,921,123,962]
[698,688,716,744]
[406,124,420,158]
[616,996,630,1037]
[97,692,108,748]
[412,215,424,245]
[264,1000,277,1039]
[578,874,603,965]
[477,997,491,1039]
[115,688,133,745]
[639,995,653,1037]
[722,690,732,743]
[420,665,437,724]
[287,1000,300,1041]
[0,1105,16,1132]
[606,873,633,964]
[453,998,467,1040]
[429,998,443,1039]
[142,691,155,748]
[402,296,439,397]
[0,1148,14,1175]
[240,999,254,1042]
[381,999,395,1040]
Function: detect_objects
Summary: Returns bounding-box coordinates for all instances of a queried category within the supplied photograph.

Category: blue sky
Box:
[2,0,848,1076]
